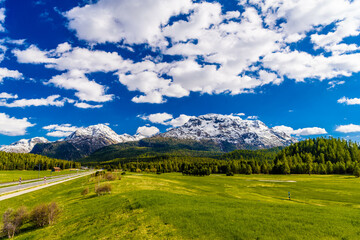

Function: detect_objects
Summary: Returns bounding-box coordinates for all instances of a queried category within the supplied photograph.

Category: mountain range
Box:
[0,114,297,160]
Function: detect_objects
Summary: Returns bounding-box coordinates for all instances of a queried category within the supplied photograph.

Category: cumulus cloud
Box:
[12,0,360,103]
[139,113,193,127]
[0,95,65,107]
[0,92,18,99]
[0,113,35,136]
[43,124,80,137]
[335,124,360,133]
[74,102,103,109]
[136,126,160,137]
[167,114,193,127]
[66,0,192,44]
[337,97,360,105]
[0,68,22,82]
[13,43,121,103]
[46,70,113,102]
[273,125,327,136]
[139,113,173,124]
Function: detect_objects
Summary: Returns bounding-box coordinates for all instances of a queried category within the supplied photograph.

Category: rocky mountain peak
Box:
[0,137,49,153]
[162,114,296,149]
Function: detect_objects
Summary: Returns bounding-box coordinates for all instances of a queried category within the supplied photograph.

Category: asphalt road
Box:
[0,171,93,195]
[0,173,80,187]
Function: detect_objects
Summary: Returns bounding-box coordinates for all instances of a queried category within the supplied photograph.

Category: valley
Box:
[1,172,360,239]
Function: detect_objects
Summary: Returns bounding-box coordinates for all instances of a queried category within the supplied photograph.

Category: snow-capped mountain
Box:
[161,114,296,149]
[31,124,144,160]
[64,124,143,153]
[0,137,49,153]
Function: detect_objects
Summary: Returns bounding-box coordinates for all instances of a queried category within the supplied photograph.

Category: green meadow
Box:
[0,170,79,183]
[1,173,360,239]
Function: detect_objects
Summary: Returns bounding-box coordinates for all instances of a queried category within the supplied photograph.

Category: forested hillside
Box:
[273,137,360,174]
[93,137,360,176]
[0,151,80,170]
[80,137,223,164]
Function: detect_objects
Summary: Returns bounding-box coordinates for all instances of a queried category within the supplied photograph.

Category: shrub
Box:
[136,168,142,173]
[2,207,28,239]
[105,172,116,181]
[95,183,112,195]
[30,202,60,227]
[226,172,234,176]
[121,172,126,175]
[81,187,89,196]
[94,170,106,177]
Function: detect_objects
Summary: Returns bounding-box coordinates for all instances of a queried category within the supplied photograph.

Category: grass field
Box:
[1,173,360,239]
[0,170,79,183]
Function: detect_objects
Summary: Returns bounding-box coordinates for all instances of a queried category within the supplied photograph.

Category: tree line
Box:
[0,151,80,170]
[97,137,360,176]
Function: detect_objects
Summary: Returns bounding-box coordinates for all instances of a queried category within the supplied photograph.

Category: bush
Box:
[226,172,234,176]
[2,207,28,239]
[30,202,60,227]
[121,171,126,175]
[81,187,89,196]
[94,170,106,177]
[95,183,112,195]
[105,172,116,181]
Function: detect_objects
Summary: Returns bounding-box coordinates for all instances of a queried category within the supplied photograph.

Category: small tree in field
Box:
[30,202,60,227]
[2,207,28,239]
[95,183,112,195]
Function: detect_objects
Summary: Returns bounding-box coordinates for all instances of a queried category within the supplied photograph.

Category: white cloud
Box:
[46,70,114,102]
[338,96,360,105]
[0,68,22,82]
[293,127,328,136]
[66,0,192,44]
[14,43,122,103]
[273,125,327,136]
[167,114,193,127]
[12,0,360,104]
[139,113,173,124]
[0,95,65,107]
[139,113,193,127]
[0,92,18,99]
[328,80,345,89]
[0,113,35,136]
[74,102,103,109]
[136,126,160,137]
[335,124,360,133]
[0,8,5,32]
[13,45,55,64]
[43,124,80,137]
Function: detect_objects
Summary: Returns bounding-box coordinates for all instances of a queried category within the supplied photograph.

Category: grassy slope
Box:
[1,173,360,239]
[0,170,77,183]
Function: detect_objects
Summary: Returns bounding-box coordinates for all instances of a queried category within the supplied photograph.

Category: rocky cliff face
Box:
[161,114,296,149]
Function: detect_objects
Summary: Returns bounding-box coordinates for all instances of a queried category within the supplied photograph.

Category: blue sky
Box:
[1,0,360,145]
